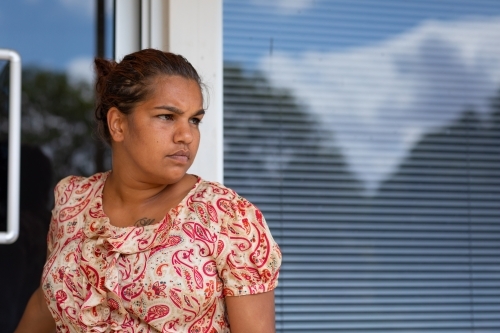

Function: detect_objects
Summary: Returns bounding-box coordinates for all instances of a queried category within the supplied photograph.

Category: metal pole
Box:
[97,0,105,58]
[94,0,106,172]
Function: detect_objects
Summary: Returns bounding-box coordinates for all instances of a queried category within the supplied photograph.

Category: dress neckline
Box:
[95,171,202,232]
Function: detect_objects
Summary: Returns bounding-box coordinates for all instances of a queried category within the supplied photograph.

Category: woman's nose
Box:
[173,120,193,144]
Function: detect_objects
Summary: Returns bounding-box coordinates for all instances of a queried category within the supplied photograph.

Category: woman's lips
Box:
[167,150,190,163]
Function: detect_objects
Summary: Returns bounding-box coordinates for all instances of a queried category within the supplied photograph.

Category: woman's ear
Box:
[107,107,126,143]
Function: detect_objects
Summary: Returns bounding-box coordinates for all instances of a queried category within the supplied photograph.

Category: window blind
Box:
[223,1,500,332]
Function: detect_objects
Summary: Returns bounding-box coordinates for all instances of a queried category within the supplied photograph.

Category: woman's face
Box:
[115,75,204,184]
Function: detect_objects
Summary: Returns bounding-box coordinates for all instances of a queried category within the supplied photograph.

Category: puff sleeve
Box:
[46,176,75,254]
[216,195,282,297]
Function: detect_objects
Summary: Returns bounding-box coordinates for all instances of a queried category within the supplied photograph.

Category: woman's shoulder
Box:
[53,172,108,205]
[193,177,262,217]
[194,177,242,203]
[56,171,107,186]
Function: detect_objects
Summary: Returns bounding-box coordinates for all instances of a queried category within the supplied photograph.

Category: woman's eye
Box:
[158,114,174,121]
[190,118,202,125]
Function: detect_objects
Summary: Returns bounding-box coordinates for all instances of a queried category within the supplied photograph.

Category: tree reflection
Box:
[224,64,362,200]
[0,66,108,183]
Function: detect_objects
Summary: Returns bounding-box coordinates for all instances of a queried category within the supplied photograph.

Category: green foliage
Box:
[0,66,100,183]
[20,67,99,181]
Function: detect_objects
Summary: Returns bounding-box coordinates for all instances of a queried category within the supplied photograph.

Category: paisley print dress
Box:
[42,172,281,332]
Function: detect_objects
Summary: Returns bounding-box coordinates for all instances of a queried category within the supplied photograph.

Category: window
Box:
[223,1,500,331]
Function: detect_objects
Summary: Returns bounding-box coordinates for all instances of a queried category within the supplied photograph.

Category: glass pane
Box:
[0,1,112,330]
[0,0,113,181]
[224,1,500,332]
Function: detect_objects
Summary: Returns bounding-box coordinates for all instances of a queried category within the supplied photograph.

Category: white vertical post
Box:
[114,0,141,61]
[0,49,21,244]
[150,0,169,51]
[114,0,223,183]
[140,0,151,49]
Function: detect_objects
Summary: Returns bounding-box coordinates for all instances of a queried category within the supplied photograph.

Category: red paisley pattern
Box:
[42,172,281,332]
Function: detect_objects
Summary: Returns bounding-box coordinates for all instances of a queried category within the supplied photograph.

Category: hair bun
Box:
[94,58,117,79]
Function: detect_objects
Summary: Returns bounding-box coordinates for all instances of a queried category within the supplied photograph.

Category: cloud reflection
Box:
[260,16,500,194]
[250,0,315,14]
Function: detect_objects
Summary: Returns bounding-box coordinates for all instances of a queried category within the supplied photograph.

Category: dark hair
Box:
[94,48,203,144]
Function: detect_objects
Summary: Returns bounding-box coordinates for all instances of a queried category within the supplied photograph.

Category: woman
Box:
[15,49,281,333]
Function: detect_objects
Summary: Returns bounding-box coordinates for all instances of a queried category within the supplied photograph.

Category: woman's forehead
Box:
[143,75,203,108]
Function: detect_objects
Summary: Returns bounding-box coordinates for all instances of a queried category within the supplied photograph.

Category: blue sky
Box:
[0,0,111,70]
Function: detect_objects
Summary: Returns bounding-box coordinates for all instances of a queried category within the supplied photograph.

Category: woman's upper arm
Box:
[216,196,282,297]
[14,286,55,333]
[214,192,281,332]
[225,290,276,333]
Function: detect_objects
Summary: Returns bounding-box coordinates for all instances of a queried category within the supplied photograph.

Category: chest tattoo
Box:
[134,217,156,227]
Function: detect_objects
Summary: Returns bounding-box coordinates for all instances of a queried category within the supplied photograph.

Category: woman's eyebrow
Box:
[154,106,205,116]
[154,105,184,114]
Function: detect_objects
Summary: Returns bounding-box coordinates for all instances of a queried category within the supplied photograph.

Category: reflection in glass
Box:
[224,1,500,331]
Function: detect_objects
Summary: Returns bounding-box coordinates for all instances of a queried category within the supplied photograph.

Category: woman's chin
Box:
[158,169,190,185]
